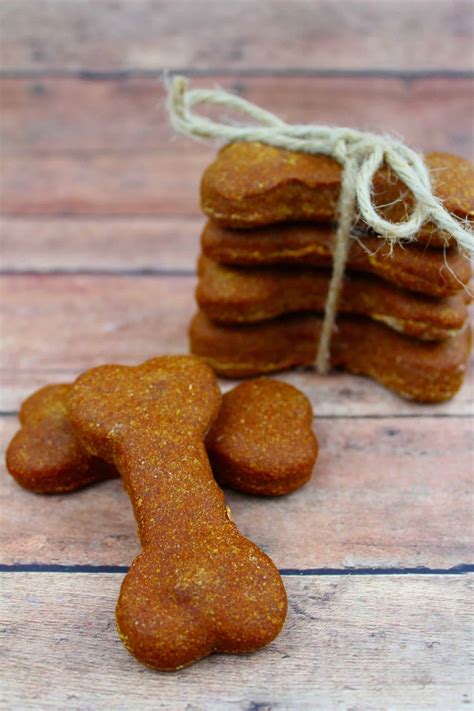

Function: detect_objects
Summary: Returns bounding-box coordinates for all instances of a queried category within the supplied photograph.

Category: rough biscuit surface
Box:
[206,379,318,496]
[66,355,287,671]
[190,312,472,402]
[201,221,472,297]
[197,256,470,340]
[200,142,474,239]
[6,378,318,498]
[6,384,114,493]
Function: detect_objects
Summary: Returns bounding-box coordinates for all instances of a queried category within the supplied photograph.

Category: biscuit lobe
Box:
[6,384,114,493]
[207,379,318,496]
[66,355,287,671]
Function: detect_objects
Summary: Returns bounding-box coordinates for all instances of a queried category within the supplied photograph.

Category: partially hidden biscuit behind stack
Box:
[67,355,287,671]
[197,256,471,340]
[190,311,472,402]
[201,221,472,297]
[201,142,474,240]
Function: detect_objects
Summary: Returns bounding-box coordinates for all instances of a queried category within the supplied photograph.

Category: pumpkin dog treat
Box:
[201,142,474,239]
[7,377,315,498]
[190,311,472,402]
[197,256,470,341]
[6,384,115,493]
[207,379,318,496]
[66,355,287,670]
[202,221,472,298]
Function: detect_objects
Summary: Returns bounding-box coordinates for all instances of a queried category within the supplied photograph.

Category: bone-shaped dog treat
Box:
[201,142,474,240]
[7,378,316,497]
[201,221,472,298]
[66,355,287,670]
[6,384,115,493]
[207,379,318,496]
[197,256,470,341]
[190,311,472,402]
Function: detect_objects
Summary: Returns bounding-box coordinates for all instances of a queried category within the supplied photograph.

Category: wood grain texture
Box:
[1,0,473,705]
[0,275,192,370]
[0,152,206,216]
[2,415,472,568]
[0,217,201,272]
[2,573,473,709]
[3,216,474,287]
[3,363,473,417]
[1,75,473,217]
[1,0,473,72]
[1,274,472,415]
[2,76,473,156]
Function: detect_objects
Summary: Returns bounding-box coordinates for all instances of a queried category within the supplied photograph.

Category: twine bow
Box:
[167,76,473,373]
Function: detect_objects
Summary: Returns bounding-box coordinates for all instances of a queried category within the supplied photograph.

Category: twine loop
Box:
[167,76,473,373]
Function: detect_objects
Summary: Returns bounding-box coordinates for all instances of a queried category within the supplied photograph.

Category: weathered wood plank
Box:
[0,217,201,272]
[0,274,472,415]
[1,0,473,72]
[2,364,473,417]
[2,216,473,306]
[0,152,206,216]
[2,76,473,157]
[1,76,473,217]
[0,275,193,370]
[2,573,472,709]
[2,415,472,568]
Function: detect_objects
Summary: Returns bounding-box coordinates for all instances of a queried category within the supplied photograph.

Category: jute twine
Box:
[167,76,473,374]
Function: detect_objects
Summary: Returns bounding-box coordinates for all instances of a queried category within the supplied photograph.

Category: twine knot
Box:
[167,76,473,373]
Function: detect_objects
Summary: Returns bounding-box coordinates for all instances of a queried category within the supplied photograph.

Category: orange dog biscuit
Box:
[190,312,472,402]
[201,142,474,241]
[66,355,287,671]
[6,384,115,493]
[7,378,315,497]
[207,379,318,496]
[201,221,472,298]
[197,256,470,341]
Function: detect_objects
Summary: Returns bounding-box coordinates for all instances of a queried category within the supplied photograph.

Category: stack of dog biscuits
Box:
[190,142,473,402]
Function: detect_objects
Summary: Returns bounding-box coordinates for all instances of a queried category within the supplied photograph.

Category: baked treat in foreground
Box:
[201,142,474,240]
[197,256,471,340]
[201,221,472,297]
[190,311,472,402]
[67,355,287,671]
[7,378,317,497]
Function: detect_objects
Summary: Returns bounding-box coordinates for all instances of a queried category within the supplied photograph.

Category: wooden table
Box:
[1,2,473,708]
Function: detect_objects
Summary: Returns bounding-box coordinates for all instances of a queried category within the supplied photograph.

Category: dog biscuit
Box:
[190,312,471,402]
[197,256,470,341]
[66,355,287,671]
[7,378,315,498]
[201,221,472,297]
[201,142,474,241]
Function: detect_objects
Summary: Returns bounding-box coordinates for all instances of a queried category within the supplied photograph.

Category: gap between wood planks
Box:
[1,410,472,420]
[1,564,473,575]
[1,68,474,80]
[2,573,471,708]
